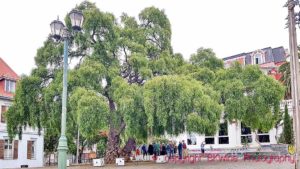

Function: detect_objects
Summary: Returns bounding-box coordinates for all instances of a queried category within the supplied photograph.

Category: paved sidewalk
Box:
[34,161,294,169]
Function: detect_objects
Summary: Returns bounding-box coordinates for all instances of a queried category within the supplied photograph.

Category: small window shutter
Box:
[0,140,4,159]
[13,140,18,159]
[27,141,32,159]
[1,106,7,123]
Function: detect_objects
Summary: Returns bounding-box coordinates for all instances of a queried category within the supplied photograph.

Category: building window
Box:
[205,137,214,144]
[187,134,197,145]
[31,141,36,159]
[27,140,36,159]
[4,139,13,159]
[1,106,7,123]
[257,130,270,143]
[5,80,16,93]
[241,123,252,144]
[219,122,229,144]
[254,53,262,65]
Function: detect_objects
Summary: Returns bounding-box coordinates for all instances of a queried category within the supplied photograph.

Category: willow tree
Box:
[214,63,284,137]
[143,76,222,137]
[5,2,186,163]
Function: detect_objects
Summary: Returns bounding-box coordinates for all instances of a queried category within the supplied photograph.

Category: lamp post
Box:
[50,9,84,169]
[286,1,300,169]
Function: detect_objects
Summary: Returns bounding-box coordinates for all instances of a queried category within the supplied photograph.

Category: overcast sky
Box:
[0,0,292,75]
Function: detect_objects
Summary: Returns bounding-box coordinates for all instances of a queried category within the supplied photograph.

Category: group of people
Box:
[139,141,177,159]
[136,140,206,160]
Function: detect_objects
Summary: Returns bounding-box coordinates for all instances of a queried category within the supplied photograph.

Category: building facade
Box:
[0,58,44,168]
[171,47,290,151]
[223,46,286,80]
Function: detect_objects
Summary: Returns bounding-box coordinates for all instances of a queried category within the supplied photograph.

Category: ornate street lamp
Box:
[50,18,65,41]
[69,9,84,32]
[50,9,83,169]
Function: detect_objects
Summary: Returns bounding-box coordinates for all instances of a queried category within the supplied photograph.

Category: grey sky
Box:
[0,0,290,75]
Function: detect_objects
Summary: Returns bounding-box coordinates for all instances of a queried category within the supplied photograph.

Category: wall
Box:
[166,100,293,151]
[0,132,44,169]
[168,120,285,151]
[0,99,44,168]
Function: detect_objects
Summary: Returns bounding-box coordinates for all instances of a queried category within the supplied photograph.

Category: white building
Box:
[170,100,291,151]
[171,47,291,151]
[0,58,44,168]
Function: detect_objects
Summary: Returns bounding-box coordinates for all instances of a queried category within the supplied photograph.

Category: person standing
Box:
[182,140,187,159]
[142,144,147,159]
[153,142,160,160]
[178,141,183,160]
[173,142,177,155]
[148,143,154,155]
[161,143,166,155]
[170,142,174,159]
[201,142,205,154]
[166,142,171,158]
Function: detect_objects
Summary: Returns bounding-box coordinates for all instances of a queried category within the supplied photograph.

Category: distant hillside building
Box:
[223,46,287,80]
[0,58,44,168]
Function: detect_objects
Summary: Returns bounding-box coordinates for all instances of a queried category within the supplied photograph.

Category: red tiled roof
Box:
[0,57,19,99]
[0,57,19,80]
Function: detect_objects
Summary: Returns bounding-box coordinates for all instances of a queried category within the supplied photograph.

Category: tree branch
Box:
[117,119,126,136]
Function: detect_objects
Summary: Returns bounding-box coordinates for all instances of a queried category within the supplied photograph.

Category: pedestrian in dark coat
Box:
[148,143,154,155]
[178,141,183,159]
[142,144,147,158]
[161,143,167,155]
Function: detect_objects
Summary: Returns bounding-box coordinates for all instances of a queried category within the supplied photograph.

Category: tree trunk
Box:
[275,126,279,142]
[120,138,136,162]
[76,128,80,164]
[254,131,261,150]
[103,90,129,164]
[104,127,121,163]
[48,154,51,166]
[104,98,122,164]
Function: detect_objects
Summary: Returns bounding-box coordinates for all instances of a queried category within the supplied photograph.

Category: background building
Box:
[223,46,286,80]
[171,47,290,151]
[0,58,44,168]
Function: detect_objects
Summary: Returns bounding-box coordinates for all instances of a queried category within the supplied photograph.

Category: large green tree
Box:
[5,1,285,164]
[5,2,221,163]
[214,63,284,135]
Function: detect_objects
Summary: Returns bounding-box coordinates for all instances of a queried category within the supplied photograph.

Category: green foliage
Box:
[190,47,224,71]
[7,3,185,157]
[6,1,285,160]
[97,137,107,158]
[70,88,109,141]
[144,75,222,136]
[215,64,285,131]
[139,6,172,57]
[283,104,294,144]
[279,62,291,99]
[278,46,300,99]
[6,75,43,139]
[152,136,169,144]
